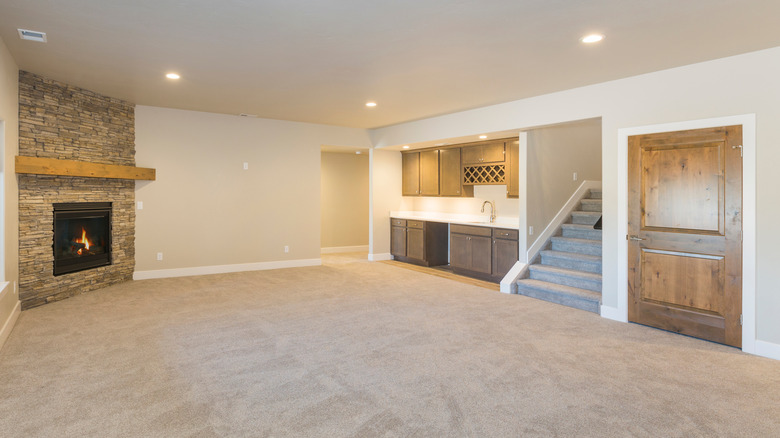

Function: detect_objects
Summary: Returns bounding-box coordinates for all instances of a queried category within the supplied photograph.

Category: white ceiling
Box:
[1,0,779,129]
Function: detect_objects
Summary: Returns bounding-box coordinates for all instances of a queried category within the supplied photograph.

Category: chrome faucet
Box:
[481,200,496,223]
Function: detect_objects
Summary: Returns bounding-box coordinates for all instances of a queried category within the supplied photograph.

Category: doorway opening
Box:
[320,146,370,262]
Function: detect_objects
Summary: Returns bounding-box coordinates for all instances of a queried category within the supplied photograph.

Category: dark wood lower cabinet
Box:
[390,218,448,267]
[493,236,519,278]
[451,224,518,282]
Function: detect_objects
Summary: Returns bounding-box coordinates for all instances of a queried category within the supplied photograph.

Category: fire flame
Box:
[76,228,90,255]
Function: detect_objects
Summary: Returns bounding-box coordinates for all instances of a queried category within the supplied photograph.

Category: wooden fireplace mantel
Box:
[15,156,156,181]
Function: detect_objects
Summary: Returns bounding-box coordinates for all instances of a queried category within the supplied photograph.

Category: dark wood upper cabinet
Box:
[506,139,520,198]
[402,152,420,196]
[439,148,473,197]
[419,150,440,196]
[462,141,505,165]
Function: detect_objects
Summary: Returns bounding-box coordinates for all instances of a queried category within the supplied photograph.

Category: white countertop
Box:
[390,211,519,229]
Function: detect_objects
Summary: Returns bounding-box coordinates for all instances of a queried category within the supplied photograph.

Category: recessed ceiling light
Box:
[402,145,410,149]
[580,34,604,44]
[18,29,47,43]
[166,73,181,79]
[365,102,377,107]
[479,135,487,139]
[355,151,362,155]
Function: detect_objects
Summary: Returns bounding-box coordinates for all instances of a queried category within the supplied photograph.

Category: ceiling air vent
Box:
[18,29,47,43]
[239,113,258,118]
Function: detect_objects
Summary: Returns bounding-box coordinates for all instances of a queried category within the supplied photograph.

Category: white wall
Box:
[527,118,602,248]
[369,46,780,347]
[134,106,371,274]
[403,185,519,220]
[0,36,19,347]
[321,151,369,249]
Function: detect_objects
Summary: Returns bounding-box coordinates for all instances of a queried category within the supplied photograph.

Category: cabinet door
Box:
[439,148,462,196]
[419,150,440,196]
[391,226,406,257]
[481,142,506,163]
[402,152,420,196]
[493,238,519,277]
[450,233,470,270]
[470,235,493,274]
[406,227,425,260]
[506,140,520,198]
[461,146,483,165]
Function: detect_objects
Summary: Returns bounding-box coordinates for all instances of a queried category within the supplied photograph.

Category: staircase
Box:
[516,189,602,313]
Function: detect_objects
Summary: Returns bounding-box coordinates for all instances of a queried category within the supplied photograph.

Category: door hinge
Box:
[732,144,743,157]
[740,314,743,326]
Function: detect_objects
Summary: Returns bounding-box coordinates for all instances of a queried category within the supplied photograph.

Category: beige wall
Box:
[527,118,602,248]
[321,151,369,249]
[0,36,19,321]
[134,106,370,272]
[369,148,404,258]
[370,46,780,346]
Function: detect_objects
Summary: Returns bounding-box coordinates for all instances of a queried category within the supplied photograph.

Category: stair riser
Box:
[551,241,602,256]
[561,228,602,240]
[571,213,600,225]
[541,254,602,274]
[529,270,602,292]
[580,201,602,212]
[516,285,600,314]
[589,191,602,200]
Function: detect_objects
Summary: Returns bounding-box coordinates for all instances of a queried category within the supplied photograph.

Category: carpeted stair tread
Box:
[570,211,602,225]
[561,224,603,240]
[580,199,603,212]
[551,236,601,246]
[588,189,602,199]
[551,236,602,256]
[516,279,601,313]
[528,264,602,281]
[528,264,602,291]
[540,250,601,262]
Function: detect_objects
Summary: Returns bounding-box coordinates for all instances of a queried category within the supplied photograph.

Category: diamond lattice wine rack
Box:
[463,164,506,185]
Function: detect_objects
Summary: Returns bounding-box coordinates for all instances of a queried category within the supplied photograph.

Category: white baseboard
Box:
[500,262,527,294]
[600,305,628,323]
[368,253,392,261]
[133,258,322,280]
[321,245,369,254]
[755,340,780,361]
[0,284,21,352]
[527,180,602,262]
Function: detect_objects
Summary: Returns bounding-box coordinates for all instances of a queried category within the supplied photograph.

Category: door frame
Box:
[610,114,756,355]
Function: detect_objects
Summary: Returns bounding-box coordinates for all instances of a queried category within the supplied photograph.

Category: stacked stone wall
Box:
[18,71,135,309]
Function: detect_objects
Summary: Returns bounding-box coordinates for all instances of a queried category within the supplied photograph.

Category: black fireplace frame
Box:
[53,202,112,276]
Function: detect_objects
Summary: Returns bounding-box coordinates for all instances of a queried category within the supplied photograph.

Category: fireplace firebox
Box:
[53,203,112,276]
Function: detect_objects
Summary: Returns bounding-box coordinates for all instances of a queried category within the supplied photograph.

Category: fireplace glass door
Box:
[53,203,112,275]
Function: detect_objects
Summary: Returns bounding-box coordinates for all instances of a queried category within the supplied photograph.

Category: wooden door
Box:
[419,150,440,196]
[628,126,742,347]
[402,152,420,196]
[391,226,406,257]
[406,227,425,261]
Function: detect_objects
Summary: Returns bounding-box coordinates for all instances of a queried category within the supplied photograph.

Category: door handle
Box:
[627,235,645,241]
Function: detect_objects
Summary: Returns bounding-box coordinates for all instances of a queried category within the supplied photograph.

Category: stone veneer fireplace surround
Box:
[17,71,140,309]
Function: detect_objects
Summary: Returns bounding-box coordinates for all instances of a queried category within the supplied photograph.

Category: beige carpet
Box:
[0,255,778,437]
